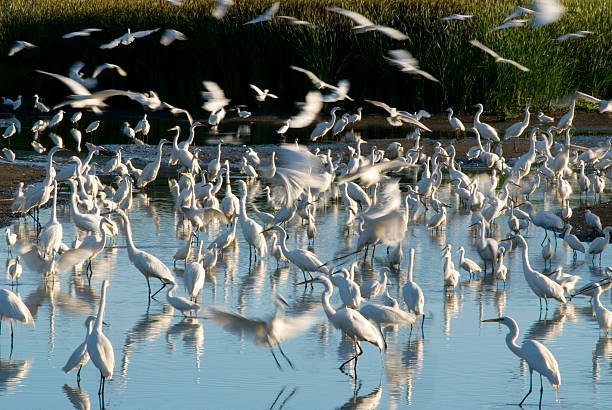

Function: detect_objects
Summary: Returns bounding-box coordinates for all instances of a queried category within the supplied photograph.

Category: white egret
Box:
[244,2,279,25]
[208,292,317,370]
[262,225,329,280]
[63,315,97,383]
[87,280,114,396]
[472,218,499,274]
[249,84,278,101]
[99,27,160,49]
[360,271,388,300]
[301,275,383,375]
[237,180,267,260]
[585,209,602,233]
[402,248,425,323]
[494,247,508,287]
[360,303,416,348]
[545,266,581,296]
[576,283,612,333]
[385,49,439,82]
[328,7,408,40]
[310,106,341,141]
[184,242,205,301]
[115,209,175,298]
[542,237,553,269]
[7,256,22,285]
[33,94,50,112]
[587,226,612,265]
[472,103,500,142]
[514,234,566,309]
[504,104,531,140]
[562,225,585,259]
[469,40,530,72]
[446,108,465,132]
[0,288,34,348]
[556,99,575,132]
[136,139,169,188]
[220,161,240,218]
[574,91,612,114]
[166,282,200,316]
[38,180,62,258]
[160,29,187,46]
[457,246,482,278]
[208,215,239,252]
[440,14,474,21]
[483,316,560,407]
[8,40,36,56]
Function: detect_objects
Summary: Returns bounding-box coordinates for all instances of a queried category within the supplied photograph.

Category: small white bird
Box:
[2,95,21,110]
[530,0,566,27]
[244,2,280,25]
[277,119,291,136]
[235,105,251,118]
[62,28,102,39]
[249,84,278,102]
[328,7,408,40]
[166,282,201,316]
[160,29,187,46]
[556,30,593,41]
[385,49,439,82]
[99,28,160,49]
[8,41,37,56]
[446,108,465,132]
[278,15,313,26]
[470,39,530,72]
[33,94,50,112]
[7,256,22,284]
[494,19,528,31]
[537,112,554,123]
[85,120,100,133]
[62,315,97,383]
[48,110,65,128]
[440,14,474,21]
[503,6,534,22]
[212,0,234,19]
[3,123,16,139]
[71,111,83,123]
[92,63,127,78]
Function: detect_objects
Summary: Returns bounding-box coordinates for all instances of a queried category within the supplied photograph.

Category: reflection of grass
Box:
[0,0,609,114]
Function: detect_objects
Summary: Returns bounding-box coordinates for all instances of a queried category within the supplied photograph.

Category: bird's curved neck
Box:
[120,213,137,259]
[504,321,523,359]
[320,281,337,320]
[518,240,534,274]
[475,106,484,123]
[156,141,166,161]
[276,229,289,255]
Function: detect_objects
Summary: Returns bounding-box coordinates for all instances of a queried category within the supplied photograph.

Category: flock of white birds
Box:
[0,0,611,408]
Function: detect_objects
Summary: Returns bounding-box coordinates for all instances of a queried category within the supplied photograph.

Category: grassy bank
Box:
[0,0,610,116]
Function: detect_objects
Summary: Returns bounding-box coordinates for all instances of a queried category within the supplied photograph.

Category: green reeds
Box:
[0,0,609,116]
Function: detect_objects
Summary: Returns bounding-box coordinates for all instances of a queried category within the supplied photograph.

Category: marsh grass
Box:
[0,0,609,116]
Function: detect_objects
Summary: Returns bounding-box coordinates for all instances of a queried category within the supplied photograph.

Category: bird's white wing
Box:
[521,339,561,386]
[289,91,322,128]
[36,70,91,96]
[290,65,322,85]
[160,29,187,46]
[276,308,320,342]
[99,37,122,49]
[55,248,94,274]
[529,0,566,27]
[494,19,528,30]
[574,91,602,104]
[201,81,230,112]
[195,207,230,225]
[132,28,160,39]
[63,28,102,39]
[365,99,394,115]
[369,25,408,40]
[0,290,33,324]
[207,307,266,337]
[469,39,500,59]
[497,58,530,72]
[93,63,127,78]
[327,7,374,27]
[212,0,234,19]
[162,102,193,125]
[249,84,264,95]
[244,2,280,24]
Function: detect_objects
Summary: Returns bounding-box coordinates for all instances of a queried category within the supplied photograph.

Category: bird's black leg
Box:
[270,349,282,370]
[519,370,533,406]
[277,344,294,369]
[77,366,82,384]
[538,374,544,408]
[151,281,168,299]
[146,277,152,298]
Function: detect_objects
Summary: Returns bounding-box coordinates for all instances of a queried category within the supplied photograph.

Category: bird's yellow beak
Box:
[482,318,503,323]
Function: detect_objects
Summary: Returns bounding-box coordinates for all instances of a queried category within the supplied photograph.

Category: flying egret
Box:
[244,2,280,25]
[87,280,114,396]
[483,316,560,407]
[249,84,278,101]
[300,275,383,376]
[469,40,530,72]
[63,315,97,383]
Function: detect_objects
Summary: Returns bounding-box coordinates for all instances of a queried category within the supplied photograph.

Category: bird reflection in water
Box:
[0,357,32,393]
[338,380,382,410]
[63,383,91,410]
[166,318,204,369]
[268,385,298,410]
[120,305,174,377]
[592,336,612,381]
[443,292,461,335]
[385,337,424,407]
[525,303,575,343]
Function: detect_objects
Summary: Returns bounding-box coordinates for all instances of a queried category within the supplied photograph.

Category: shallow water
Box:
[2,159,612,409]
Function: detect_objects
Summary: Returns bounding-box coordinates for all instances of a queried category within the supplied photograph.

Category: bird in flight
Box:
[469,39,530,72]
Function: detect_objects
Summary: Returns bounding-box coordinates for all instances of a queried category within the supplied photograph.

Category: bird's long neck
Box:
[276,229,290,255]
[321,281,337,320]
[120,213,137,260]
[518,238,534,274]
[447,109,453,120]
[51,183,58,223]
[504,321,523,359]
[407,249,415,282]
[239,191,248,217]
[475,106,483,125]
[82,150,96,170]
[523,107,531,125]
[95,284,108,331]
[156,141,166,163]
